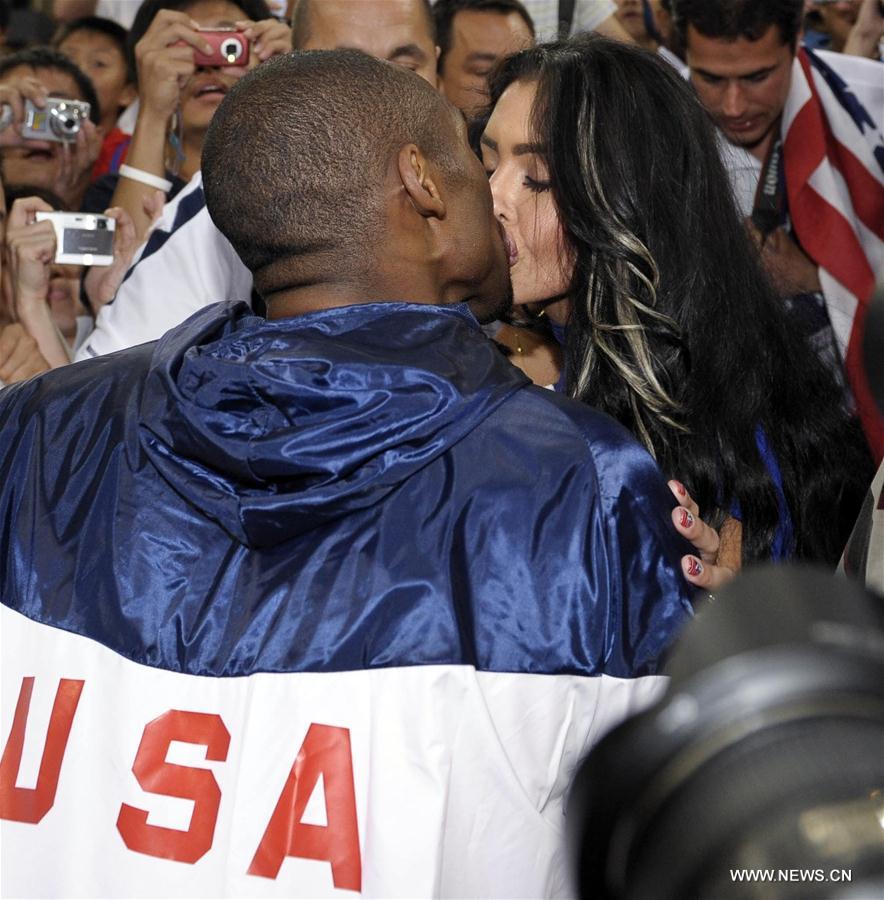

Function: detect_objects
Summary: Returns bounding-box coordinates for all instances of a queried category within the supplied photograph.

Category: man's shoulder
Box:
[1,342,155,435]
[484,382,667,494]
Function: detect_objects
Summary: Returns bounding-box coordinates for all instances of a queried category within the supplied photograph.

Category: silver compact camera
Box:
[35,212,115,266]
[22,97,91,143]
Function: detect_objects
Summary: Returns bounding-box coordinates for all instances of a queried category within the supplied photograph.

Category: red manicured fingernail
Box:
[685,556,703,578]
[679,509,694,529]
[673,481,686,496]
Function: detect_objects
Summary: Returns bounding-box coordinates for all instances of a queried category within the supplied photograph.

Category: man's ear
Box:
[397,144,446,220]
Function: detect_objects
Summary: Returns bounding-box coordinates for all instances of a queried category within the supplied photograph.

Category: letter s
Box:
[116,709,230,864]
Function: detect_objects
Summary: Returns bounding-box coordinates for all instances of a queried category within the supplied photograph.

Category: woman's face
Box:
[480,79,572,307]
[47,262,87,342]
[180,0,255,133]
[58,29,135,132]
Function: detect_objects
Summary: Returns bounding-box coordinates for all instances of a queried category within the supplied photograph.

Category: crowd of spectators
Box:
[0,0,882,895]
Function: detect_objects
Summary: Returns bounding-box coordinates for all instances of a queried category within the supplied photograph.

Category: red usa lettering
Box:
[1,677,361,891]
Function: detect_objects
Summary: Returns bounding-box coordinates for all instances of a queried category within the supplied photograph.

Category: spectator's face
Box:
[814,0,860,49]
[302,0,438,87]
[48,260,87,341]
[0,65,89,194]
[58,29,134,133]
[179,0,254,133]
[481,79,571,307]
[614,0,651,43]
[686,24,794,153]
[439,10,532,117]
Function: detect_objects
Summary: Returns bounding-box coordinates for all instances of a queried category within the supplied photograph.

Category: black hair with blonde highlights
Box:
[487,35,871,564]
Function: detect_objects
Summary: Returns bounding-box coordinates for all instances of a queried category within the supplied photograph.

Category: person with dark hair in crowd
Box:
[480,35,873,582]
[54,16,136,139]
[2,185,91,356]
[0,47,101,211]
[105,0,289,240]
[1,185,138,366]
[670,0,884,462]
[0,48,693,897]
[433,0,534,117]
[76,0,439,361]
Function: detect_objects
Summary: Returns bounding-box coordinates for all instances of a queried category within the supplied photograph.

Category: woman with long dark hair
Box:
[480,35,872,569]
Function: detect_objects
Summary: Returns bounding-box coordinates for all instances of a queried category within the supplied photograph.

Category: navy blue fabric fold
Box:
[0,301,693,679]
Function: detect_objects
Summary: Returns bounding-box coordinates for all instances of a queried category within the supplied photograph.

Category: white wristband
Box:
[119,164,172,192]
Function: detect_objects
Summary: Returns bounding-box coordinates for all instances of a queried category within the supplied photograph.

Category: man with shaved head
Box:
[1,49,692,898]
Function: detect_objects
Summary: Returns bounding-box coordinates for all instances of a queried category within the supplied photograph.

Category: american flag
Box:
[783,48,884,462]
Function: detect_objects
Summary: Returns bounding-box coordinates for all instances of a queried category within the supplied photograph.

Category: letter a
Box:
[0,677,85,823]
[248,724,361,891]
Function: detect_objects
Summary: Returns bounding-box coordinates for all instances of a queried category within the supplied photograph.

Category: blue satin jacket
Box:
[0,302,693,678]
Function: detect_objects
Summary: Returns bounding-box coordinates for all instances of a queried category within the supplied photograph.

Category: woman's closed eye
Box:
[524,175,551,193]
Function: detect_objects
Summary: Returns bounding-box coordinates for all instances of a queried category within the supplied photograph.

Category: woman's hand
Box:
[83,205,143,311]
[6,197,56,313]
[845,0,884,58]
[50,119,102,209]
[236,18,292,63]
[6,197,74,369]
[668,479,740,592]
[135,9,212,122]
[0,75,50,148]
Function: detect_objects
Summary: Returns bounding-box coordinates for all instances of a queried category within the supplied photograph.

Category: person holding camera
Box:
[76,0,439,359]
[1,191,138,368]
[55,16,138,143]
[0,47,102,212]
[109,0,290,242]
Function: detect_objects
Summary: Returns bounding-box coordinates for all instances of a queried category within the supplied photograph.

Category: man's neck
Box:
[744,118,782,164]
[266,282,447,321]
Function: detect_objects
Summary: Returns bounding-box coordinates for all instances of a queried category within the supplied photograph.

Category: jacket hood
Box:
[139,301,529,548]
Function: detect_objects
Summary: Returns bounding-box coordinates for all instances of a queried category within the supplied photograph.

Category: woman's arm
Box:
[6,197,73,370]
[109,10,210,241]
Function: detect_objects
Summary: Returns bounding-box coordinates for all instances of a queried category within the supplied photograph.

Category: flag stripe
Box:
[784,49,884,461]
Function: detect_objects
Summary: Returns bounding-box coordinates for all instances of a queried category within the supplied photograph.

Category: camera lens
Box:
[222,38,242,62]
[97,218,107,229]
[49,101,82,139]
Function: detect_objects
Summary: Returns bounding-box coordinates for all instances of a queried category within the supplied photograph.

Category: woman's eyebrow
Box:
[513,142,545,156]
